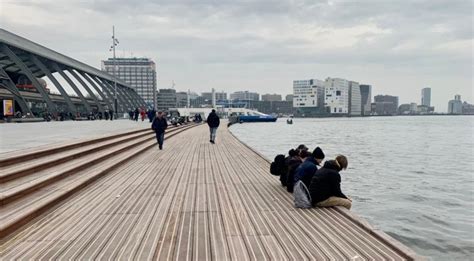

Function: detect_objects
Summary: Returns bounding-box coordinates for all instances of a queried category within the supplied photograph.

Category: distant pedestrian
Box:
[206,109,220,144]
[151,111,168,150]
[309,155,351,209]
[109,109,114,121]
[140,109,146,121]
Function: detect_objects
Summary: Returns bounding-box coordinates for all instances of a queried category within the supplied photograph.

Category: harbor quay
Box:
[0,121,423,260]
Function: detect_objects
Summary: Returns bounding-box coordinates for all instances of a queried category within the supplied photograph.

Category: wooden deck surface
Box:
[0,124,421,260]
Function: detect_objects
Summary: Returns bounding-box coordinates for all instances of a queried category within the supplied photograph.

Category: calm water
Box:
[230,116,474,261]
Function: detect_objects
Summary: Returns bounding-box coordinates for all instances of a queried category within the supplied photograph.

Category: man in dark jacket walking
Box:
[206,109,220,144]
[151,111,168,150]
[309,155,351,209]
[294,147,325,188]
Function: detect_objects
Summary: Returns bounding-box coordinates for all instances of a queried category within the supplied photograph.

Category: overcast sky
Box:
[1,0,472,112]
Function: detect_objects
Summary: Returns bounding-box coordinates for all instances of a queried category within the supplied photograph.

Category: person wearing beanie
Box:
[293,146,326,189]
[308,155,352,209]
[312,147,325,165]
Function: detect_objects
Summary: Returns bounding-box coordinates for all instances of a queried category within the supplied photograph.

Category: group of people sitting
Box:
[270,145,352,210]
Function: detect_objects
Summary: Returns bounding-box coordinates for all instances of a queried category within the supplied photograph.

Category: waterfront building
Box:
[230,91,259,101]
[324,77,350,114]
[262,94,282,102]
[247,100,295,115]
[462,102,474,115]
[398,104,411,115]
[293,79,325,116]
[202,91,227,102]
[101,57,157,108]
[176,91,188,108]
[410,103,418,114]
[359,84,372,116]
[448,95,463,114]
[285,94,294,102]
[374,95,399,115]
[348,81,361,116]
[156,88,176,111]
[421,87,431,107]
[190,96,207,108]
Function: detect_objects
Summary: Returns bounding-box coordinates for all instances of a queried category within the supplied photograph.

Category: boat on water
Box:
[238,111,277,123]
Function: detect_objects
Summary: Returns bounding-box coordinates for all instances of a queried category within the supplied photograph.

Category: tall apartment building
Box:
[448,94,462,114]
[101,57,156,108]
[262,94,282,102]
[348,81,361,116]
[324,78,350,114]
[230,91,259,101]
[421,87,431,107]
[156,88,176,111]
[359,84,372,115]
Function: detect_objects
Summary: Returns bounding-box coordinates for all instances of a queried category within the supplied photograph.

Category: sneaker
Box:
[159,145,163,150]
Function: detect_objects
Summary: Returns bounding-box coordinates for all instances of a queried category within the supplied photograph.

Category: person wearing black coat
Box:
[151,111,168,150]
[308,155,352,209]
[206,109,220,144]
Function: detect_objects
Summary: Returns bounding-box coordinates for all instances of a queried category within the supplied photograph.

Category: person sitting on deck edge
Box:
[309,155,352,210]
[293,146,325,189]
[285,147,307,193]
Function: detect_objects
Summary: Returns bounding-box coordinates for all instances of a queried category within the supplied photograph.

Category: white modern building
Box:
[293,79,324,108]
[102,57,157,108]
[324,77,350,114]
[348,81,361,116]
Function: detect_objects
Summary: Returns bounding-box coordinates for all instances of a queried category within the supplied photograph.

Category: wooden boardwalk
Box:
[0,124,422,260]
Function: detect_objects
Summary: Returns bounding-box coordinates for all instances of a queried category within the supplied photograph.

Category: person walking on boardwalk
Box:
[151,111,168,150]
[309,155,352,209]
[206,109,220,144]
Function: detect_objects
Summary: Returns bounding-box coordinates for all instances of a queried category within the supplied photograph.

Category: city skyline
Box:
[1,0,472,112]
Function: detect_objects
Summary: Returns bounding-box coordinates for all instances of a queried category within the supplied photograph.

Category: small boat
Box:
[287,118,293,124]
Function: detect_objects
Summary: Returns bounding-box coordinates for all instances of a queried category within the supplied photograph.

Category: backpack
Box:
[293,180,312,208]
[270,154,286,176]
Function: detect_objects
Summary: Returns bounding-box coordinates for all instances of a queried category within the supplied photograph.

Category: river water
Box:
[229,116,474,261]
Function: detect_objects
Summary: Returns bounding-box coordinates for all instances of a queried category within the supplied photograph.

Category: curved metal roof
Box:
[0,29,130,88]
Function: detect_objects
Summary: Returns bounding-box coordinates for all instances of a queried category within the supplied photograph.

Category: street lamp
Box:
[109,25,119,116]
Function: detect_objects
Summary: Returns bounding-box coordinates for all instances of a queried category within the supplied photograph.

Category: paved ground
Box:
[0,119,151,154]
[1,124,420,260]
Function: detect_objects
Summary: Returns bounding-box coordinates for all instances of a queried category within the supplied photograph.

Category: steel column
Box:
[51,63,92,113]
[0,66,33,115]
[114,84,134,111]
[120,86,139,109]
[0,44,58,114]
[95,77,127,113]
[29,55,77,114]
[67,69,104,113]
[79,72,114,111]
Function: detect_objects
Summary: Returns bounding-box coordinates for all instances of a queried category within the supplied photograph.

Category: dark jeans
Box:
[209,127,218,141]
[156,132,164,148]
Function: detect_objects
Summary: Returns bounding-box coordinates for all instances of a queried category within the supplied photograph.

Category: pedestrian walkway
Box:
[0,120,149,154]
[0,124,422,260]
